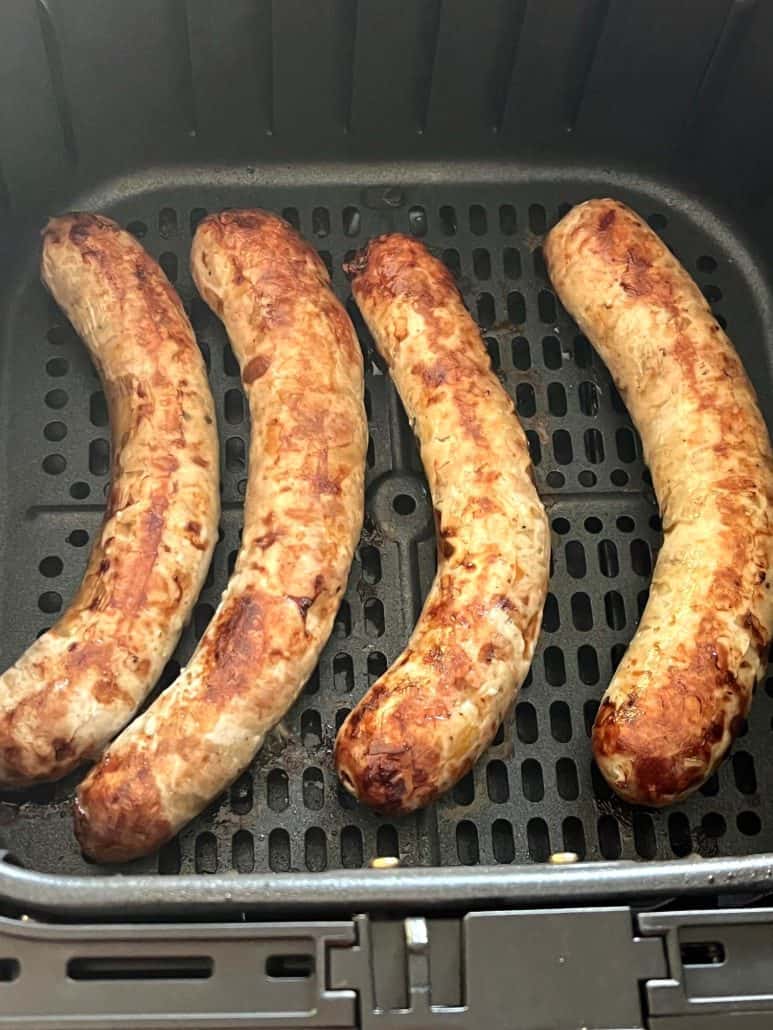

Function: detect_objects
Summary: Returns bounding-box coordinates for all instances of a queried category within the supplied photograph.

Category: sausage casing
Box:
[75,210,366,861]
[335,234,549,814]
[545,198,773,806]
[0,214,219,786]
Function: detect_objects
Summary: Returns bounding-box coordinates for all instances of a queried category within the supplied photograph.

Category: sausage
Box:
[0,213,219,782]
[544,198,773,806]
[0,214,219,786]
[74,210,366,862]
[335,234,549,814]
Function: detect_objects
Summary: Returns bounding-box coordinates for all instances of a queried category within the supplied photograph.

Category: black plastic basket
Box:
[1,2,773,1026]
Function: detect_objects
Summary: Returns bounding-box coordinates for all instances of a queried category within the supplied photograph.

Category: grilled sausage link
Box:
[0,214,218,786]
[545,198,773,806]
[75,210,366,861]
[335,235,549,814]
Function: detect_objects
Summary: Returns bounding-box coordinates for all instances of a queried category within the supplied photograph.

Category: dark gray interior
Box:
[0,0,772,898]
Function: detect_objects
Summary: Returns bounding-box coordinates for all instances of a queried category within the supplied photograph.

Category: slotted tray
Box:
[1,168,771,880]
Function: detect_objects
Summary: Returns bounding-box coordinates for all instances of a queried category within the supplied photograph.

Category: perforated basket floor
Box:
[1,171,771,877]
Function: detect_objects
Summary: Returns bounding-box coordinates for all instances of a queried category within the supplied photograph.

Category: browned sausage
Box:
[74,210,366,861]
[0,214,218,786]
[545,198,773,806]
[335,234,549,814]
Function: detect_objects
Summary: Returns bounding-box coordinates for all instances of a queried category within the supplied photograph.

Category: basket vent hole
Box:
[377,824,399,858]
[46,357,68,377]
[189,208,207,234]
[698,255,717,273]
[393,493,416,515]
[477,293,495,328]
[598,815,621,859]
[548,382,567,416]
[486,760,509,803]
[159,252,178,283]
[456,820,479,864]
[543,337,562,370]
[301,709,322,749]
[579,381,598,415]
[39,555,63,578]
[512,336,530,369]
[680,942,725,967]
[574,335,593,368]
[442,249,461,279]
[473,248,491,280]
[562,817,585,858]
[528,204,546,235]
[89,438,109,476]
[268,828,291,872]
[38,591,62,614]
[225,437,245,472]
[633,812,657,859]
[158,207,178,238]
[516,382,535,417]
[604,591,626,630]
[439,205,456,235]
[503,247,521,278]
[224,389,244,424]
[538,290,556,324]
[573,593,597,630]
[305,827,327,871]
[550,702,572,743]
[668,812,692,857]
[584,700,600,736]
[303,768,324,811]
[616,427,637,463]
[553,429,573,465]
[267,769,289,812]
[367,651,387,683]
[158,839,181,875]
[507,291,525,325]
[194,603,214,637]
[43,453,66,475]
[578,645,599,685]
[230,773,253,815]
[341,825,363,868]
[342,206,360,237]
[732,752,757,794]
[68,529,89,547]
[364,598,385,637]
[44,421,67,442]
[408,206,427,237]
[526,429,541,465]
[333,653,353,693]
[89,391,107,427]
[527,818,550,861]
[194,832,217,873]
[334,600,351,637]
[469,205,487,235]
[453,771,474,806]
[543,593,559,632]
[232,829,254,873]
[631,539,652,577]
[584,428,604,463]
[544,646,566,686]
[566,541,586,578]
[737,811,761,836]
[521,759,544,802]
[499,204,516,234]
[516,702,538,743]
[492,819,515,863]
[598,540,619,577]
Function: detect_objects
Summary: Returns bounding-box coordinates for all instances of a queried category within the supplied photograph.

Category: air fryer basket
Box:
[0,0,773,913]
